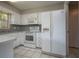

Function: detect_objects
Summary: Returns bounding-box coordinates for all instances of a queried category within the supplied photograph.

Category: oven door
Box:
[26,35,33,41]
[25,35,34,44]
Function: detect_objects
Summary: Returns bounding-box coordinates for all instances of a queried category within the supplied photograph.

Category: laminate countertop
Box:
[0,34,16,43]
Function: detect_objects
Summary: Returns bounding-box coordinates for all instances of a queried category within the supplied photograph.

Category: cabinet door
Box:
[13,32,26,48]
[10,13,15,24]
[38,13,42,24]
[21,14,28,25]
[13,32,23,47]
[9,33,18,48]
[10,12,21,24]
[51,10,66,56]
[40,12,51,52]
[36,33,41,48]
[18,32,26,44]
[14,13,21,24]
[14,33,20,47]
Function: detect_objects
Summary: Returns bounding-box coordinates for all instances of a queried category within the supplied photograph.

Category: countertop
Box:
[0,30,26,35]
[0,30,41,35]
[0,35,16,43]
[0,30,25,43]
[0,30,40,43]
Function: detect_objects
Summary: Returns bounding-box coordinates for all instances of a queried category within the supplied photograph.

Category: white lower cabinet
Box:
[13,33,19,48]
[17,32,26,45]
[7,33,17,48]
[14,37,19,47]
[12,32,26,48]
[41,32,51,52]
[36,33,41,48]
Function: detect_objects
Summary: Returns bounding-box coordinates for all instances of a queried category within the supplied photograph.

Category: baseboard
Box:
[36,47,41,49]
[14,44,24,49]
[69,47,79,49]
[23,43,36,48]
[42,51,66,58]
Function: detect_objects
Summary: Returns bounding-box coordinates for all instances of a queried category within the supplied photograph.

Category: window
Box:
[0,11,10,29]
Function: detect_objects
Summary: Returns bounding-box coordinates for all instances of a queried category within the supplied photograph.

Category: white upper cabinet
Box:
[10,12,21,24]
[21,14,28,25]
[39,12,50,32]
[14,13,21,24]
[21,13,40,25]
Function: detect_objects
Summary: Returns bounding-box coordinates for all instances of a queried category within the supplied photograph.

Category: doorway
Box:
[68,1,79,58]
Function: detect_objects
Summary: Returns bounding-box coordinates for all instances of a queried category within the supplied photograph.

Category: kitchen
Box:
[0,1,73,58]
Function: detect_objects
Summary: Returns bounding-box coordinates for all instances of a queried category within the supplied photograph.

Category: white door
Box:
[51,10,66,56]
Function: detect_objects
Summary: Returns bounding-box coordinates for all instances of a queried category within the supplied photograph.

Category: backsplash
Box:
[10,24,41,32]
[0,24,41,34]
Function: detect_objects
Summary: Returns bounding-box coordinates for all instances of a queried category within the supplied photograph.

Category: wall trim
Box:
[42,51,66,58]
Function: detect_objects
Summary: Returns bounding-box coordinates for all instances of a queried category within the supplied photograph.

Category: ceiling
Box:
[7,1,64,11]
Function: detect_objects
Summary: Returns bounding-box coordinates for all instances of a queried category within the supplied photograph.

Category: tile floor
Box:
[14,46,79,58]
[14,46,56,58]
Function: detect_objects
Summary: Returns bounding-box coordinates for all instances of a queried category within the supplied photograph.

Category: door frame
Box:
[64,2,70,57]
